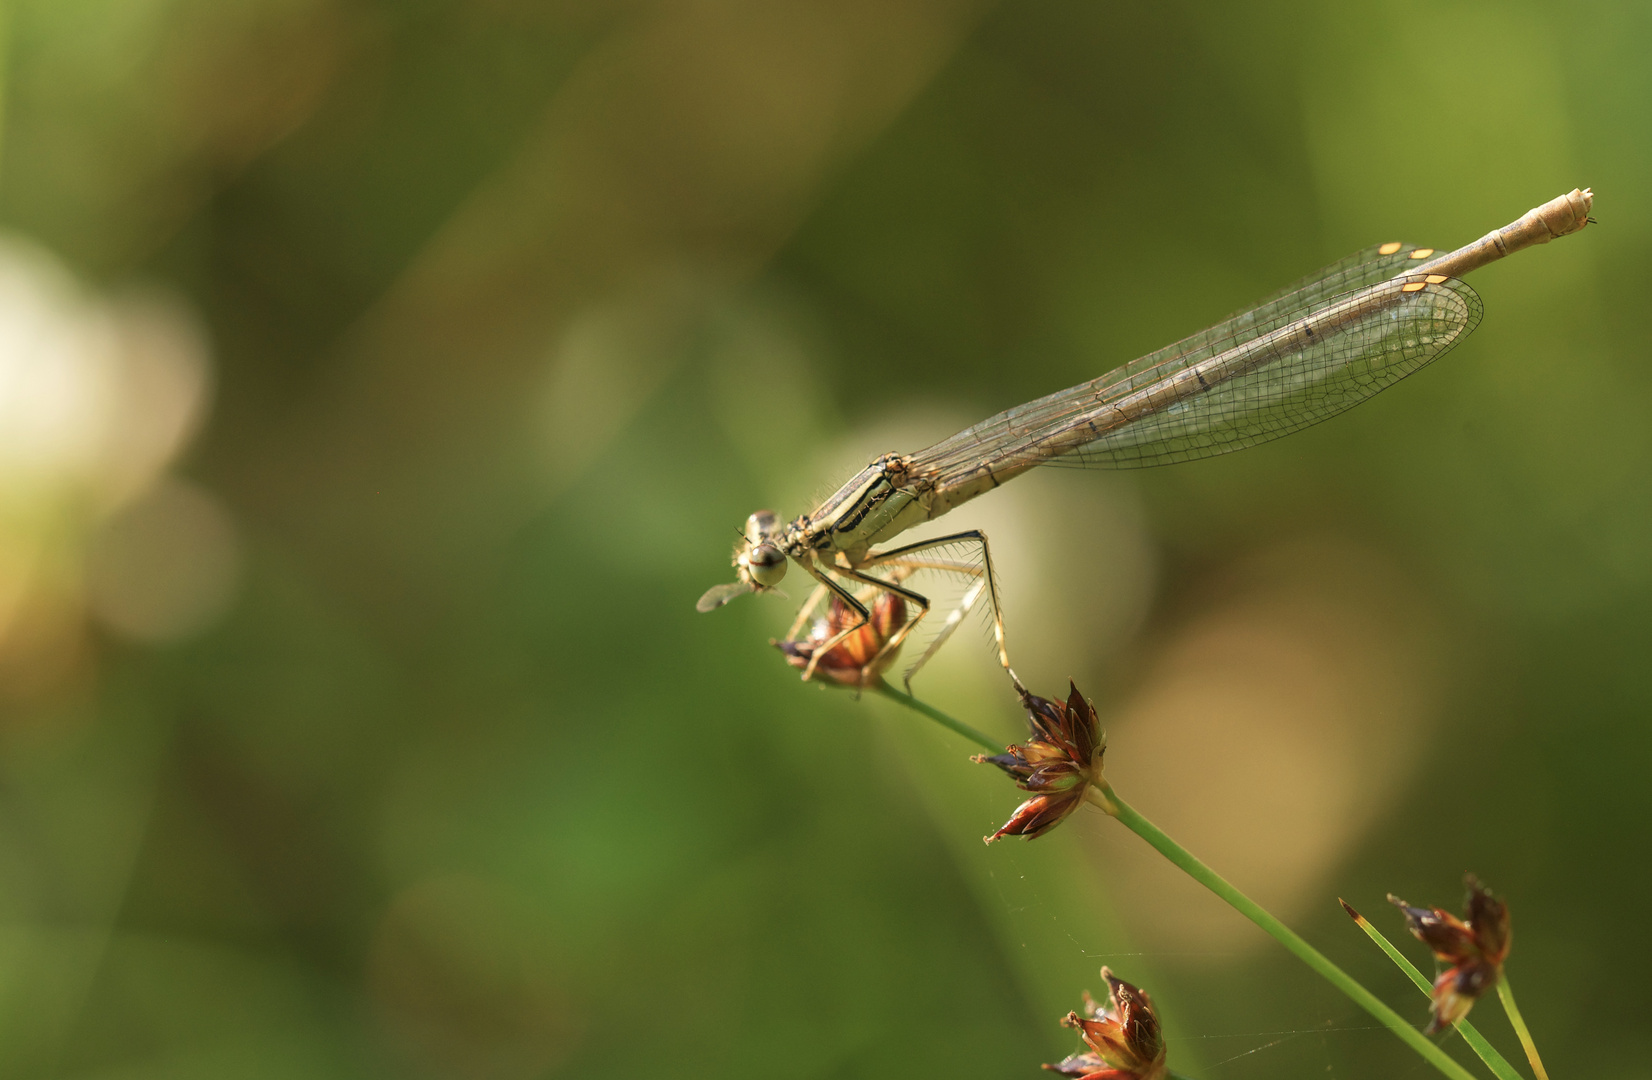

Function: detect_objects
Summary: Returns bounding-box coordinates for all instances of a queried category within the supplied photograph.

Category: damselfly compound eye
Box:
[746,542,787,587]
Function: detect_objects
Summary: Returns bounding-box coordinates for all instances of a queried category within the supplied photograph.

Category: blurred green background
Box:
[0,1,1645,1077]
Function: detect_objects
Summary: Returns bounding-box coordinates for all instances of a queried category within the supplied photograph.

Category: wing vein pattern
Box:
[914,244,1484,483]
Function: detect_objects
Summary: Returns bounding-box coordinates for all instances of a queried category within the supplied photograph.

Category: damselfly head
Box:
[738,510,788,588]
[744,510,779,545]
[743,541,787,587]
[695,511,789,612]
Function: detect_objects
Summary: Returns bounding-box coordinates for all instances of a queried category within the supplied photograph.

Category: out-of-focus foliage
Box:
[0,1,1646,1077]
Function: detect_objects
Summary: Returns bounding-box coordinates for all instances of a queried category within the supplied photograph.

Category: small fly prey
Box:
[700,188,1595,688]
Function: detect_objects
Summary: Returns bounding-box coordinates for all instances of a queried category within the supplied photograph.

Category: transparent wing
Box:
[696,581,751,612]
[1219,241,1436,325]
[1064,242,1439,421]
[913,248,1480,482]
[1066,278,1481,468]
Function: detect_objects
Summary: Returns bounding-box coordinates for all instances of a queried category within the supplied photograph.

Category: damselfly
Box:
[700,189,1595,688]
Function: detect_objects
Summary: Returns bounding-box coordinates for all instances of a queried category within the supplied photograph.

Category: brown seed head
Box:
[1388,874,1511,1034]
[775,591,906,689]
[973,680,1105,843]
[1042,968,1167,1080]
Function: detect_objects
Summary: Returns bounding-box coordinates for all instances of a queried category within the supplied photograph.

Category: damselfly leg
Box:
[791,556,929,684]
[862,531,1011,688]
[785,581,831,643]
[782,530,1013,689]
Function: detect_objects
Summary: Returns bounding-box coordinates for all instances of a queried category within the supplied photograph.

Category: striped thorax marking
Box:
[789,453,926,561]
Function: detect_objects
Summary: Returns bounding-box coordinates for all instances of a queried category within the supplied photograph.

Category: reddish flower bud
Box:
[973,680,1105,843]
[775,591,906,689]
[1388,874,1511,1034]
[1043,968,1168,1080]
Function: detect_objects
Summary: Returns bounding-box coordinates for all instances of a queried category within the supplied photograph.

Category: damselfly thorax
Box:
[700,189,1595,689]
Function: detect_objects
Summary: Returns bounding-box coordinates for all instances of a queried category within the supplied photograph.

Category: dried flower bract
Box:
[973,680,1105,843]
[775,591,906,689]
[1388,874,1511,1034]
[1044,968,1167,1080]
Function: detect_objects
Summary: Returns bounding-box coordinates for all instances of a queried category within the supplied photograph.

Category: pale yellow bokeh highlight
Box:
[0,236,226,689]
[86,478,242,645]
[1094,535,1444,957]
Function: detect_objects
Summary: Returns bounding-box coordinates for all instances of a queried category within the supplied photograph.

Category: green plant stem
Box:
[1496,977,1548,1080]
[876,687,1479,1080]
[872,680,1001,752]
[1085,784,1480,1080]
[0,2,8,171]
[1340,900,1521,1080]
